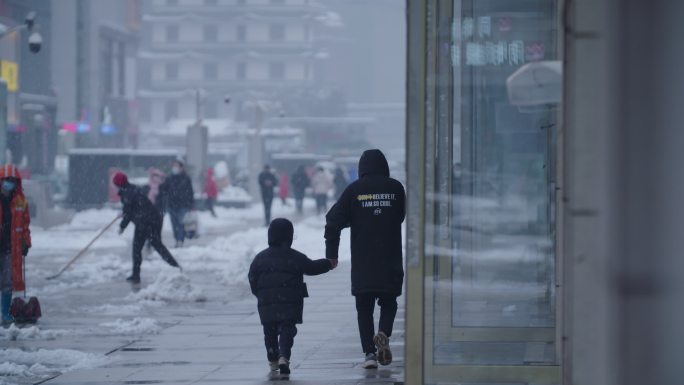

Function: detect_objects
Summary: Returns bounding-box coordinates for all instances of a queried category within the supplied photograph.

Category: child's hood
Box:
[268,218,294,248]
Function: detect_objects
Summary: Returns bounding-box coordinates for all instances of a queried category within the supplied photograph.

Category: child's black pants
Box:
[263,321,298,361]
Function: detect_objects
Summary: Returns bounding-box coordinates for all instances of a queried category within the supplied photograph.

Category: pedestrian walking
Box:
[258,165,278,226]
[290,165,309,215]
[204,168,218,218]
[278,172,290,206]
[333,166,348,201]
[311,166,333,215]
[0,165,31,326]
[324,149,406,369]
[248,218,334,375]
[160,160,194,248]
[113,172,181,284]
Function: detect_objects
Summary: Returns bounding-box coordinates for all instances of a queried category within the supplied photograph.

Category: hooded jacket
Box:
[258,169,278,200]
[248,218,331,324]
[0,165,31,292]
[325,149,406,296]
[119,182,164,230]
[290,166,310,199]
[160,171,194,210]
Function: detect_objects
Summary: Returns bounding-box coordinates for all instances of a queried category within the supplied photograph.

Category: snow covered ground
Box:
[1,198,349,385]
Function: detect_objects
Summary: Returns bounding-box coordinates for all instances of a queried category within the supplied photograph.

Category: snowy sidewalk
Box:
[41,262,405,385]
[1,201,404,385]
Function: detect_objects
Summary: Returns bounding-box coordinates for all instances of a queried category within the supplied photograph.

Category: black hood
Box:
[358,149,390,178]
[268,218,294,248]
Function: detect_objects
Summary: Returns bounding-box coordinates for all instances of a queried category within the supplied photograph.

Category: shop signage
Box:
[1,60,18,92]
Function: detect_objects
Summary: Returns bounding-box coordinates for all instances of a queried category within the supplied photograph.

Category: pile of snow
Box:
[128,271,207,303]
[0,348,108,381]
[0,324,72,341]
[36,254,128,295]
[218,185,252,202]
[99,318,162,335]
[86,304,144,316]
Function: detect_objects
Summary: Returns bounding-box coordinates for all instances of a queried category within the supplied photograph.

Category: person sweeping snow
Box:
[0,165,31,326]
[113,172,181,284]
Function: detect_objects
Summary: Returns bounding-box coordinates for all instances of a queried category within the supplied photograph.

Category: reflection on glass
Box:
[426,0,560,380]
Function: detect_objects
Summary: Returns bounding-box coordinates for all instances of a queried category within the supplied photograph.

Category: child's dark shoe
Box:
[278,357,290,375]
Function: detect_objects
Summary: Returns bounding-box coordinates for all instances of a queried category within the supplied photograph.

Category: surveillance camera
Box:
[25,12,36,30]
[28,31,42,53]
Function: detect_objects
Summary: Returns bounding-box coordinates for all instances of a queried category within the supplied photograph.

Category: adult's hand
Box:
[22,245,29,257]
[328,259,338,269]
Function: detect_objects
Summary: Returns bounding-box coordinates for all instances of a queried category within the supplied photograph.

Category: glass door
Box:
[407,1,563,384]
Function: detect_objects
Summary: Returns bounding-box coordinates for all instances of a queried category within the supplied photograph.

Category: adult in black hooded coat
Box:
[248,218,332,372]
[324,149,405,368]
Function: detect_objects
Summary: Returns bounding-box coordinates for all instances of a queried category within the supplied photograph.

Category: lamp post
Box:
[0,11,43,165]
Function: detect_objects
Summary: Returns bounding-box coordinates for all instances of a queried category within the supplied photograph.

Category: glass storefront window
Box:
[407,1,562,384]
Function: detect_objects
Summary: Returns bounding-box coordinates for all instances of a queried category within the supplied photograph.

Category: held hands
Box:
[328,259,338,269]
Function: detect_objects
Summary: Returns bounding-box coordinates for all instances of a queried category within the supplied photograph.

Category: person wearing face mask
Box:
[0,165,31,326]
[113,172,181,284]
[159,160,195,248]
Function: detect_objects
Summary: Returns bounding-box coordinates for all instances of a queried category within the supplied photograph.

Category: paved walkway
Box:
[41,263,405,385]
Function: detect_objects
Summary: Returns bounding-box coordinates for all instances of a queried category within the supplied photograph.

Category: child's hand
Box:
[328,259,338,269]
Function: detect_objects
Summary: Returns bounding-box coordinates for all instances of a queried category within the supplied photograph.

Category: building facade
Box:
[0,0,55,175]
[51,0,141,150]
[138,0,326,132]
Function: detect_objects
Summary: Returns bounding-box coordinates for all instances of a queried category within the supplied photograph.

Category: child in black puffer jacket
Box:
[248,218,333,375]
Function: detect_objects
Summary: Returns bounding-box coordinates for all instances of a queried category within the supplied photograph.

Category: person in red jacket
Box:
[204,168,218,218]
[278,172,290,206]
[0,165,31,325]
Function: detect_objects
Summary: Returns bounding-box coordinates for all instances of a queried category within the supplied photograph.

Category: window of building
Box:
[204,25,218,42]
[269,62,285,80]
[204,101,217,118]
[237,62,247,80]
[270,24,285,41]
[166,62,179,80]
[165,100,178,121]
[204,62,218,80]
[166,25,179,43]
[117,41,126,97]
[237,25,246,42]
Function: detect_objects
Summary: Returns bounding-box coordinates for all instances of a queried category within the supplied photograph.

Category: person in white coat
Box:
[311,167,333,215]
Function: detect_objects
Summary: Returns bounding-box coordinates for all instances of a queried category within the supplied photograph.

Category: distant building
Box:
[137,0,332,134]
[51,0,142,150]
[0,0,55,174]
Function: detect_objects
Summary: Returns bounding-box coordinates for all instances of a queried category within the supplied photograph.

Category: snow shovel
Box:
[10,256,42,324]
[46,214,122,280]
